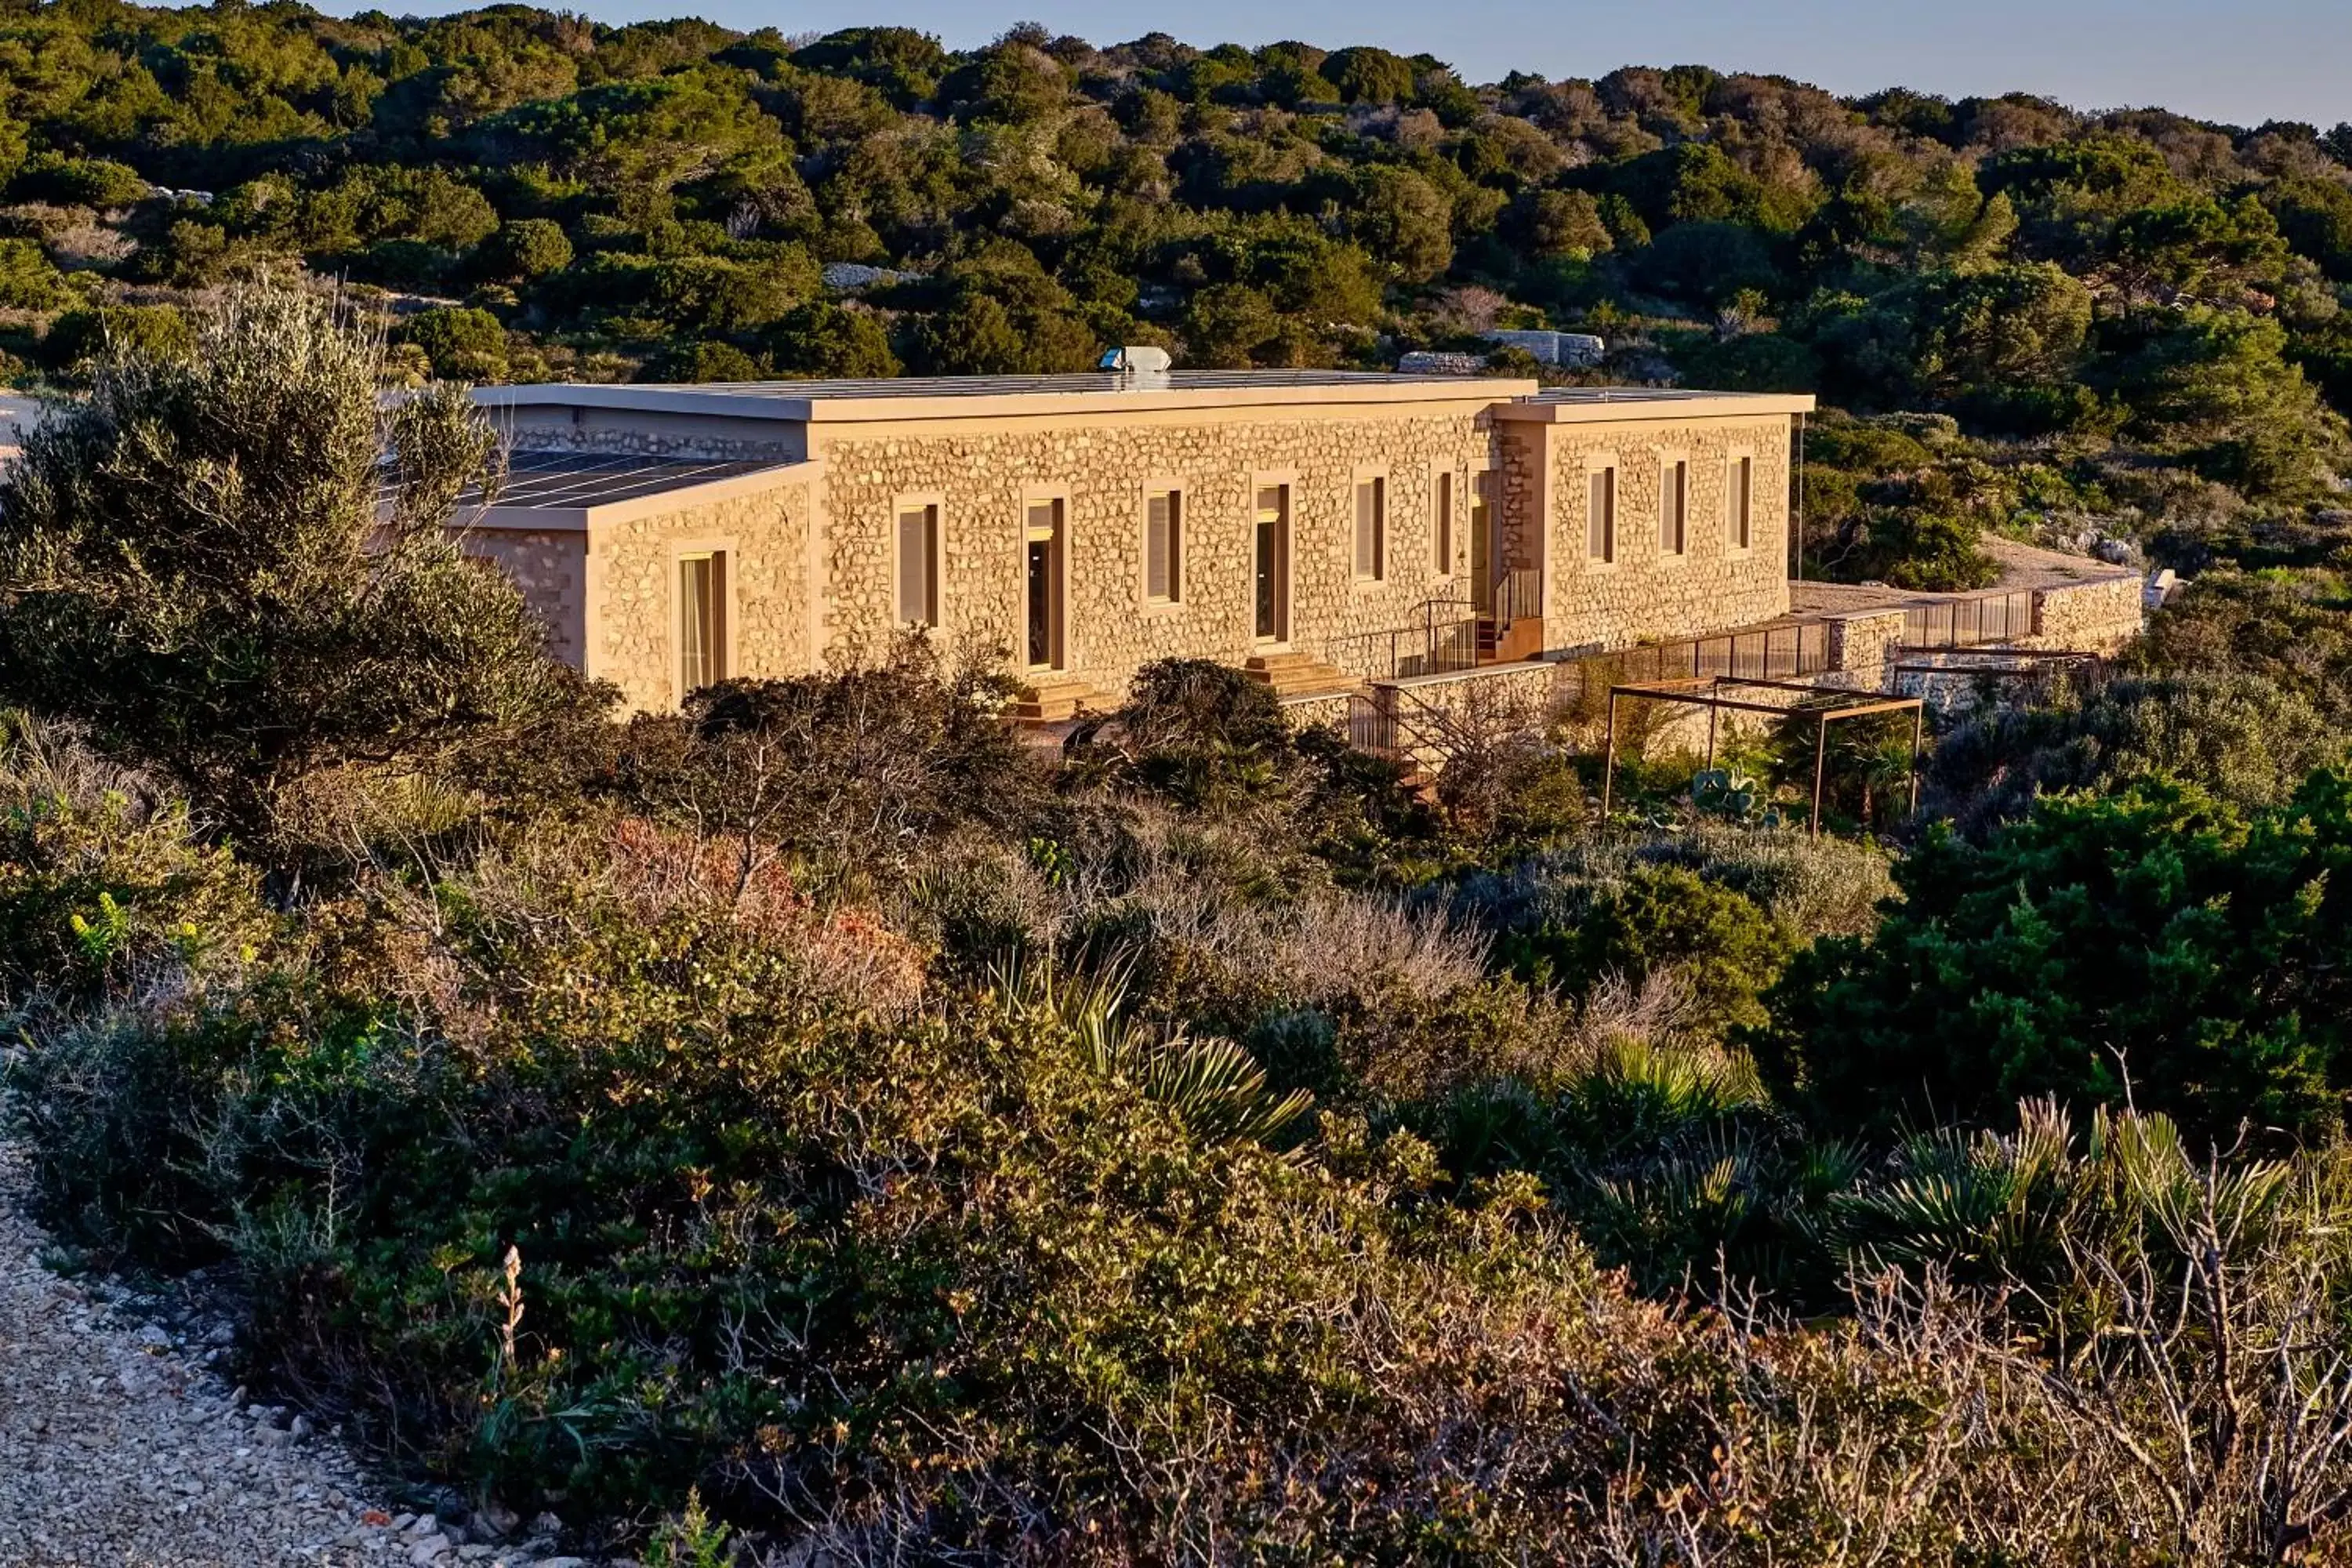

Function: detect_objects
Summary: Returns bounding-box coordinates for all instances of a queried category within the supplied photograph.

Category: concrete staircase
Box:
[1243,650,1361,702]
[1011,675,1111,724]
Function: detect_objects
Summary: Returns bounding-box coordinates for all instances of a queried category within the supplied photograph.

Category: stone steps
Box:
[1243,652,1360,702]
[1011,676,1111,724]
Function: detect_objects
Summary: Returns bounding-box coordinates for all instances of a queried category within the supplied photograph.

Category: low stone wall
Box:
[2026,574,2144,652]
[1391,660,1559,721]
[1821,608,1910,691]
[1281,691,1356,735]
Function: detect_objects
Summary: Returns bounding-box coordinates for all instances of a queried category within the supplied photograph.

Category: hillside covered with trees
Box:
[0,3,2346,586]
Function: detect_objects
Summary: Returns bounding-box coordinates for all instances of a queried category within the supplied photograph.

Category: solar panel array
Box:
[466,449,787,511]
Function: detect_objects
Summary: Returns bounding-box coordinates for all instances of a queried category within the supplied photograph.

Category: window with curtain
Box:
[1353,476,1385,579]
[1661,459,1687,555]
[1145,488,1181,602]
[677,551,724,698]
[895,503,938,626]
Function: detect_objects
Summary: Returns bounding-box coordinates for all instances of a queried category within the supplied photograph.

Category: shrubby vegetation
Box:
[0,7,2349,1542]
[6,288,2352,1561]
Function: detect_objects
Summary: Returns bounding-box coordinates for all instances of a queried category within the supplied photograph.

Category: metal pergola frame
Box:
[1599,675,1929,837]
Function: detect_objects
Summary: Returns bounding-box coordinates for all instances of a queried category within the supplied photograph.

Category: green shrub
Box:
[1925,672,2347,834]
[42,304,194,375]
[0,286,590,862]
[1501,863,1792,1038]
[399,304,509,380]
[1857,507,2001,590]
[9,152,147,209]
[0,712,273,1007]
[477,217,573,282]
[0,236,66,310]
[1756,771,2352,1145]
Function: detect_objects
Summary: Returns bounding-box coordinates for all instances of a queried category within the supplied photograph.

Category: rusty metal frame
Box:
[1599,675,1927,838]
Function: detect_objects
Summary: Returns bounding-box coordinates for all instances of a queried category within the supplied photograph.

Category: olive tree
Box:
[0,284,595,863]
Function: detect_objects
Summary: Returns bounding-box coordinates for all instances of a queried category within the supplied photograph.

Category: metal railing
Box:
[1330,567,1549,684]
[1348,690,1396,756]
[1901,590,2036,648]
[1556,620,1830,708]
[1346,684,1459,764]
[1475,566,1544,626]
[1325,615,1483,682]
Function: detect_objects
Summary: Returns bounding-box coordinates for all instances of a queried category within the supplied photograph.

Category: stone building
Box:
[463,368,1824,717]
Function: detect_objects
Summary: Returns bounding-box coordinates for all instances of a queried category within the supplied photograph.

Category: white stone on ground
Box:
[0,1138,586,1566]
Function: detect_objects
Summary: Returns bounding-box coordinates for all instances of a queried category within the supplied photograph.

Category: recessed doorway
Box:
[1024,497,1066,672]
[1253,483,1290,644]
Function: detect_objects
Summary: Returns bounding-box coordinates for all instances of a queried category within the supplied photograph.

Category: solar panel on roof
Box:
[452,450,787,511]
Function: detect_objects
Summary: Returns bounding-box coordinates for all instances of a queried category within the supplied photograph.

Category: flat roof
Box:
[477,372,1812,426]
[423,448,816,532]
[1494,387,1816,421]
[478,369,1542,424]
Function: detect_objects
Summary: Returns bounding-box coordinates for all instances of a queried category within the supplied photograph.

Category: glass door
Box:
[1025,499,1065,671]
[1253,485,1290,643]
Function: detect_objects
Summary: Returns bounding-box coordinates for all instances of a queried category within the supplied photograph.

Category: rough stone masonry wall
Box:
[1822,608,1912,691]
[1543,416,1793,651]
[2026,573,2144,652]
[586,478,814,712]
[460,527,586,667]
[817,409,1499,695]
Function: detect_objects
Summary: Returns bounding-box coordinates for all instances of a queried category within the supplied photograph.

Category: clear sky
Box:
[336,0,2348,131]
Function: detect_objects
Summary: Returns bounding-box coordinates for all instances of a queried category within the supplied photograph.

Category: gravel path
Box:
[0,1142,597,1568]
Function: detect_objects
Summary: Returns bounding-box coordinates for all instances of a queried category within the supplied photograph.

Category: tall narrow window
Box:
[1586,466,1615,563]
[1353,476,1385,580]
[895,503,938,626]
[1728,455,1753,550]
[1145,488,1182,603]
[1661,459,1687,555]
[1434,470,1454,575]
[677,551,725,698]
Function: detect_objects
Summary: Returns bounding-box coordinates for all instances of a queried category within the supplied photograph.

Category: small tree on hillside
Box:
[0,283,597,865]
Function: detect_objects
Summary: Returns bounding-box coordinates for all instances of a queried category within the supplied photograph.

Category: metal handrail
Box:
[1557,621,1831,707]
[1347,682,1462,763]
[1325,615,1483,682]
[1900,590,2036,648]
[1490,566,1543,625]
[1328,568,1545,684]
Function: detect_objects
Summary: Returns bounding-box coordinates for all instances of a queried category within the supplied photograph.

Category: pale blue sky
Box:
[339,0,2348,130]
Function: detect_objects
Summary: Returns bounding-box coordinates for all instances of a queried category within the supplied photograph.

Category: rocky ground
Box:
[0,1141,608,1568]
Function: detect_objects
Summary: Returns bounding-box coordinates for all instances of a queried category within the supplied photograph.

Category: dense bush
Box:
[1925,671,2347,833]
[1500,863,1793,1037]
[1757,773,2352,1145]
